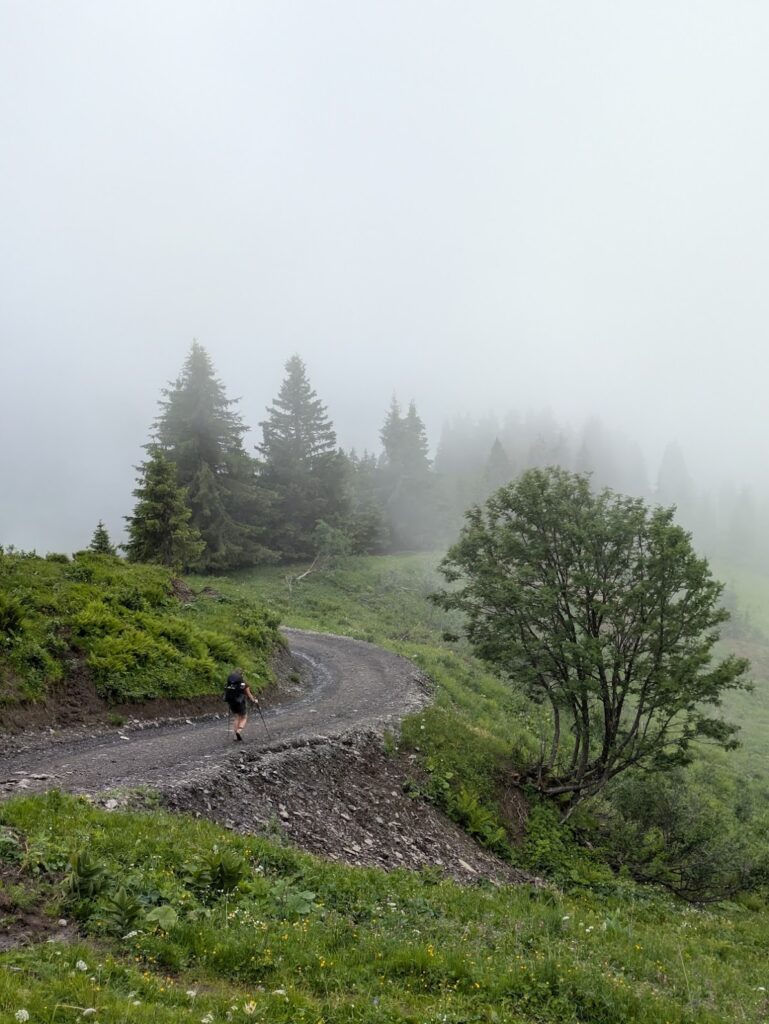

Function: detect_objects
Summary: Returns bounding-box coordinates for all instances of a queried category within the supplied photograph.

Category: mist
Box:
[3,1,769,553]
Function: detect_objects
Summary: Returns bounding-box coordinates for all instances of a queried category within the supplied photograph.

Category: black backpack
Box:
[223,671,243,704]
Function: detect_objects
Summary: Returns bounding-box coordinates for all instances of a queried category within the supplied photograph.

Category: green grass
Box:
[707,561,769,784]
[0,550,281,706]
[3,792,769,1024]
[3,554,769,1020]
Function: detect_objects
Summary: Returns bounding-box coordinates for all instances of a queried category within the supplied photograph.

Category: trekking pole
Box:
[253,700,271,738]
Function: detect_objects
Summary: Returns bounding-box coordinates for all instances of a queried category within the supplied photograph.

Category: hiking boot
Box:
[235,731,243,741]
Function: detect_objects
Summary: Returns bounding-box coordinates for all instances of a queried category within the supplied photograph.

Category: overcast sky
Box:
[3,1,769,551]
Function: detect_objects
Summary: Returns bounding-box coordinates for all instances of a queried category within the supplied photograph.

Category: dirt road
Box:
[0,629,430,797]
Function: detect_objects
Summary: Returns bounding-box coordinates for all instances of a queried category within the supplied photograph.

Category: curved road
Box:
[0,629,430,797]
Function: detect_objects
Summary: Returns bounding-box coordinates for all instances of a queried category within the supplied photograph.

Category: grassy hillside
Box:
[192,556,769,901]
[3,554,769,1021]
[0,549,281,709]
[2,791,769,1024]
[712,562,769,783]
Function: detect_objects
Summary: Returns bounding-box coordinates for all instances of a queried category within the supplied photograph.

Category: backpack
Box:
[223,671,244,704]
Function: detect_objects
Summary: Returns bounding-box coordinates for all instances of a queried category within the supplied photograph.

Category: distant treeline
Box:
[116,341,761,572]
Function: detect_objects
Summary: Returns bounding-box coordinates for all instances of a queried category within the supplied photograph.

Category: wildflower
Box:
[561,916,570,922]
[15,1011,30,1023]
[201,1014,214,1024]
[244,1001,257,1014]
[186,990,198,999]
[82,1010,97,1017]
[271,988,286,995]
[76,960,89,972]
[123,930,138,939]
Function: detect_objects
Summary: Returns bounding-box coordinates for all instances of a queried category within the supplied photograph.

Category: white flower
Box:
[201,1014,214,1024]
[243,1002,257,1015]
[132,1001,141,1007]
[15,1011,30,1023]
[186,990,198,999]
[76,960,89,972]
[271,989,286,996]
[561,915,570,921]
[82,1010,97,1017]
[758,986,767,992]
[123,930,138,939]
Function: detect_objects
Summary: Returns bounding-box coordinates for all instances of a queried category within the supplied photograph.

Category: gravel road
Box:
[0,629,430,797]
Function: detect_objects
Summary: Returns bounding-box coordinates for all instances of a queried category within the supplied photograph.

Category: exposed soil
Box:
[0,642,298,756]
[164,730,538,887]
[0,863,77,951]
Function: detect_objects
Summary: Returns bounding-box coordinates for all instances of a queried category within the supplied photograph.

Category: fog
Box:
[3,1,769,552]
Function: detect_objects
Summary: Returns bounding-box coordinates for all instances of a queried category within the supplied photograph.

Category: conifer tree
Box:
[154,341,271,570]
[89,520,117,555]
[347,450,388,552]
[483,437,512,495]
[124,448,205,569]
[257,355,348,559]
[378,398,435,550]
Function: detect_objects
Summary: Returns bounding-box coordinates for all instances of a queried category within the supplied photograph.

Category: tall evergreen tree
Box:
[256,355,348,559]
[346,450,388,553]
[378,398,435,550]
[89,520,116,555]
[124,448,205,569]
[483,438,512,495]
[154,341,271,570]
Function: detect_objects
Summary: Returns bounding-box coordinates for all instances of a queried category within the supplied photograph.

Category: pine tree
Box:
[153,341,271,570]
[89,520,117,555]
[378,398,435,550]
[257,355,348,559]
[483,438,512,494]
[124,448,205,569]
[346,450,388,552]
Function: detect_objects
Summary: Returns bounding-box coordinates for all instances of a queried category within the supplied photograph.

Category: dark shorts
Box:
[227,699,247,716]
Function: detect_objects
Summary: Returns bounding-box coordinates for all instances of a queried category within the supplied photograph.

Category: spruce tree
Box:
[124,448,205,569]
[89,520,117,555]
[257,355,348,559]
[154,341,271,570]
[378,398,435,550]
[347,450,388,552]
[483,438,512,494]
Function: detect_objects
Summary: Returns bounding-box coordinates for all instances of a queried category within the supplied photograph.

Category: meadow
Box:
[2,553,769,1022]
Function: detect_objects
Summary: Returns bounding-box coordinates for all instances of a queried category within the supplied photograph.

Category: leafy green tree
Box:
[256,355,348,559]
[154,341,271,570]
[89,520,116,555]
[123,448,204,570]
[435,467,750,814]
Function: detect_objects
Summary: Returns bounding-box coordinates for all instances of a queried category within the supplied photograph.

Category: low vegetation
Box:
[2,791,769,1024]
[0,548,281,707]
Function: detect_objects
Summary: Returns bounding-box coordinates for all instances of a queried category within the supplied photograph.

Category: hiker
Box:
[224,667,260,741]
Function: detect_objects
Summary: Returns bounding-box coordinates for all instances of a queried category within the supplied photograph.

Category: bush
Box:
[0,552,281,708]
[0,593,24,642]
